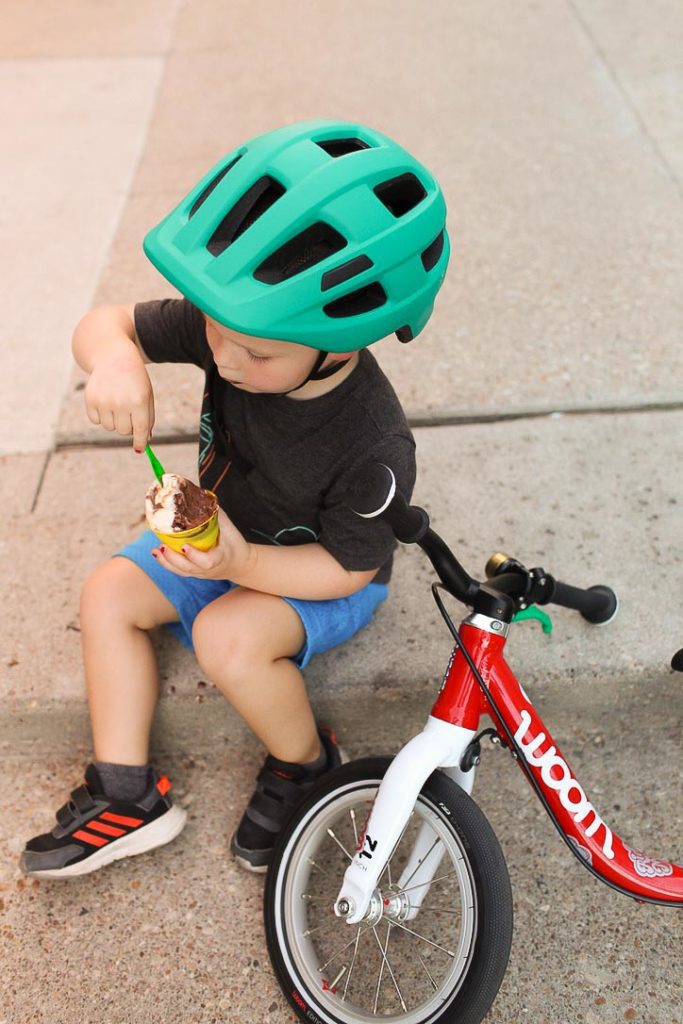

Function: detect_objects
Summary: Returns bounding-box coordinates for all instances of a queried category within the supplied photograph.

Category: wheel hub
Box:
[381,884,412,922]
[334,885,411,926]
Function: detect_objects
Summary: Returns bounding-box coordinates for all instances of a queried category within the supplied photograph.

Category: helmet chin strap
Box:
[278,350,349,396]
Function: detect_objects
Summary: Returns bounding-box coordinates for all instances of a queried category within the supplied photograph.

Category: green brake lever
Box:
[512,606,553,634]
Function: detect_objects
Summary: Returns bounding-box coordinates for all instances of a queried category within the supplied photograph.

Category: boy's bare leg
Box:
[191,588,320,764]
[20,558,185,878]
[80,558,180,765]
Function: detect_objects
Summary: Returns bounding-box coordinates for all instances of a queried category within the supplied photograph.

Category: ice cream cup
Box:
[148,500,220,553]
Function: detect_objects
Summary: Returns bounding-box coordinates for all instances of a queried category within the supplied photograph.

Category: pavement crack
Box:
[566,0,683,203]
[30,449,53,514]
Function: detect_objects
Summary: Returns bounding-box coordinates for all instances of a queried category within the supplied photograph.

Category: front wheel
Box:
[264,757,513,1024]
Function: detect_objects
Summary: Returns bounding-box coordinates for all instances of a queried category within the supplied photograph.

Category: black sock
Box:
[94,761,150,802]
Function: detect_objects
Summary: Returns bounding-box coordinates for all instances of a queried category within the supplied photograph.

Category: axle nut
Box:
[335,897,354,918]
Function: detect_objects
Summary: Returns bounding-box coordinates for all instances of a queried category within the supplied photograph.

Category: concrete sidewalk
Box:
[2,2,682,1023]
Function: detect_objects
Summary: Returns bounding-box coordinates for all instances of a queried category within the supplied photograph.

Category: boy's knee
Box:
[79,558,141,628]
[192,603,256,682]
[80,560,122,617]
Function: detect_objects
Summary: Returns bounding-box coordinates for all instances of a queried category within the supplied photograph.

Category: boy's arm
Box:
[72,304,155,450]
[235,542,378,599]
[72,304,150,369]
[156,510,379,600]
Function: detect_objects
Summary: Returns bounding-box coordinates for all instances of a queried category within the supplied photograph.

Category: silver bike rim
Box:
[274,778,478,1024]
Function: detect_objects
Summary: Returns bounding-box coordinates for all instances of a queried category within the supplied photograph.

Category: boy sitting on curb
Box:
[21,119,449,877]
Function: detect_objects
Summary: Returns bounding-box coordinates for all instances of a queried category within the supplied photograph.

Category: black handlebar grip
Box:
[346,463,429,544]
[550,581,618,625]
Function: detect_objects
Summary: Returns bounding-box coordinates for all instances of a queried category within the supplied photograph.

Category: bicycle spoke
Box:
[399,835,441,891]
[378,811,414,887]
[307,857,331,878]
[300,893,333,904]
[372,923,407,1012]
[372,923,390,1014]
[418,905,463,917]
[418,952,439,992]
[391,918,456,957]
[341,926,363,1002]
[328,965,347,991]
[327,827,354,862]
[349,807,359,849]
[317,923,374,974]
[393,868,459,897]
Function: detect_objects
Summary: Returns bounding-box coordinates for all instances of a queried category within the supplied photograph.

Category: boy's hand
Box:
[84,353,155,451]
[152,509,254,581]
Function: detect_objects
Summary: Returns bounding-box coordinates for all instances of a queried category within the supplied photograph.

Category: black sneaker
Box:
[231,727,346,873]
[20,764,187,879]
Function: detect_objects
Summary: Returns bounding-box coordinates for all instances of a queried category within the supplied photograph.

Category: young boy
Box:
[21,119,449,877]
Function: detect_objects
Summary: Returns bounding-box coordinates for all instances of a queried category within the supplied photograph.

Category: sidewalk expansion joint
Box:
[407,399,683,429]
[53,399,683,453]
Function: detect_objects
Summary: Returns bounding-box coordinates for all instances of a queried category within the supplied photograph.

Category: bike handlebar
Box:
[541,580,618,624]
[347,463,618,625]
[348,462,429,543]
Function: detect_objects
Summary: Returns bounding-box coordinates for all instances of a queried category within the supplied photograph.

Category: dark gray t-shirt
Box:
[135,299,416,584]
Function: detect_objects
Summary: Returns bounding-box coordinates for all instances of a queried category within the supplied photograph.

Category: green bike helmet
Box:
[143,119,449,352]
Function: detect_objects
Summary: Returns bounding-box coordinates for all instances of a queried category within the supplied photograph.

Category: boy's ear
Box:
[328,352,354,363]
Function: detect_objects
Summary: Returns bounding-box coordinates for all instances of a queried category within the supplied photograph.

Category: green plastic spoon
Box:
[145,443,165,483]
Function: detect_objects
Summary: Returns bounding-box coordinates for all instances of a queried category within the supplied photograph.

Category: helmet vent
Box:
[321,255,373,292]
[421,230,445,272]
[374,173,427,218]
[189,155,243,219]
[323,283,387,318]
[207,176,286,257]
[254,222,347,284]
[316,138,371,158]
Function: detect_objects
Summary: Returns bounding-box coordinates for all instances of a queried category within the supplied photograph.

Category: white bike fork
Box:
[334,716,477,925]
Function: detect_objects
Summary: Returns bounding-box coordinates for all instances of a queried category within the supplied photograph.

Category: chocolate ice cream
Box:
[145,474,218,533]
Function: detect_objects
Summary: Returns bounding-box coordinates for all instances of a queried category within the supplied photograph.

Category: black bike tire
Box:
[264,757,513,1024]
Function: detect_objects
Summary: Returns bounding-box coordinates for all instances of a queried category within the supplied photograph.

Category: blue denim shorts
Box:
[114,530,388,669]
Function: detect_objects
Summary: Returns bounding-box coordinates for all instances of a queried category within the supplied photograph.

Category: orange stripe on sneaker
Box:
[156,775,171,797]
[100,811,144,827]
[88,820,126,837]
[73,829,109,847]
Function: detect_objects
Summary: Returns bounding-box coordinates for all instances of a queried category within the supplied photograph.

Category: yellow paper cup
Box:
[149,507,220,553]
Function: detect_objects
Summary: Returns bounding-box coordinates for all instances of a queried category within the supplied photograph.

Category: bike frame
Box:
[335,610,683,924]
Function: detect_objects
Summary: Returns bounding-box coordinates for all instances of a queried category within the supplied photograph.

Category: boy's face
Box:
[203,315,336,394]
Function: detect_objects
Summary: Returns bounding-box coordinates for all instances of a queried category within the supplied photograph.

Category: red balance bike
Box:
[264,465,682,1024]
